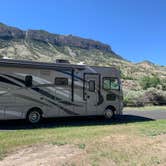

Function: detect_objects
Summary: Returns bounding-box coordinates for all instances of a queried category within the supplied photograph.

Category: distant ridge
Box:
[0,22,122,59]
[136,60,155,66]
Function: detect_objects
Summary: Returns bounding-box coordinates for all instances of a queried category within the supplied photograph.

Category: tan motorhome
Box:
[0,59,123,123]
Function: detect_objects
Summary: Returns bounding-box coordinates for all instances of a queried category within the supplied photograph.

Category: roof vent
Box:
[55,59,70,64]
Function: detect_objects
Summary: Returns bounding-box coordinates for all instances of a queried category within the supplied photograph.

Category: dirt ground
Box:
[0,134,166,166]
[0,144,86,166]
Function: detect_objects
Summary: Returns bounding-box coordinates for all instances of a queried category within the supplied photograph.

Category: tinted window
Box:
[106,93,116,100]
[89,80,95,92]
[103,78,119,90]
[55,77,68,86]
[25,75,32,87]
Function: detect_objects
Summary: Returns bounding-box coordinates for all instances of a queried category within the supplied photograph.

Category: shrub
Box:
[123,90,145,107]
[144,88,166,105]
[140,76,161,90]
[123,88,166,106]
[161,79,166,91]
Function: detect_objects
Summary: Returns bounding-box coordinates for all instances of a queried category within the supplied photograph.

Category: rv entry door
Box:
[84,73,100,114]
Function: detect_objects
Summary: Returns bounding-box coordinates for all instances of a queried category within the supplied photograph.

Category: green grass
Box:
[124,105,166,111]
[0,120,166,165]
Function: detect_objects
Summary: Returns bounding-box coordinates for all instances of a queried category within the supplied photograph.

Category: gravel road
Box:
[124,110,166,120]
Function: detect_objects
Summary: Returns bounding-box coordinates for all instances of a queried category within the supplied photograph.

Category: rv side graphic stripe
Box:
[0,75,79,115]
[14,94,51,107]
[0,91,8,96]
[4,74,25,84]
[45,99,79,116]
[0,76,22,87]
[3,68,84,82]
[4,74,81,107]
[32,87,55,100]
[54,69,84,82]
[32,87,81,107]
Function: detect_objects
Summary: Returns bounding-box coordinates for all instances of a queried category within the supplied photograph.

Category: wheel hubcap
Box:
[105,109,113,119]
[29,111,40,123]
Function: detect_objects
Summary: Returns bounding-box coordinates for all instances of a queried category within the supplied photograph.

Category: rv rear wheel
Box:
[104,108,114,119]
[27,108,42,124]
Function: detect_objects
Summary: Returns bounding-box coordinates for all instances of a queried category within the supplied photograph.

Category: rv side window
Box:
[25,75,33,87]
[89,80,95,92]
[55,77,68,86]
[103,77,119,90]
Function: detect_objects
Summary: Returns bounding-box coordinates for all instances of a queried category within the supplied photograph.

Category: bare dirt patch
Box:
[0,134,166,166]
[0,144,85,166]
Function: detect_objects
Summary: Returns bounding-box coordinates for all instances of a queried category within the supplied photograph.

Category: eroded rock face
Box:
[26,30,113,52]
[0,23,25,39]
[0,23,114,53]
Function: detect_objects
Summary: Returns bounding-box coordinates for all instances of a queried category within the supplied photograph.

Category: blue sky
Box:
[0,0,166,65]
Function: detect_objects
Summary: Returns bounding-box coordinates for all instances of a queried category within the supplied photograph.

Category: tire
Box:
[26,108,42,124]
[104,108,114,119]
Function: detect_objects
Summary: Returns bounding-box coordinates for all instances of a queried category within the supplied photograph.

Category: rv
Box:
[0,59,123,124]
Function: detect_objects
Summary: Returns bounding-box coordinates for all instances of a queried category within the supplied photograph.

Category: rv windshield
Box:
[103,77,120,90]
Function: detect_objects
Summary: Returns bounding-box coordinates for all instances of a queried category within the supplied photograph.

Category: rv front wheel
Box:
[104,108,114,119]
[27,108,42,124]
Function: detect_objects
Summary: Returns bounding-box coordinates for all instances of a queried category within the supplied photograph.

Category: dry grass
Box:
[86,134,166,166]
[0,120,166,165]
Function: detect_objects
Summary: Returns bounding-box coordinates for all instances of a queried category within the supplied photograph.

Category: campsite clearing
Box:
[0,118,166,166]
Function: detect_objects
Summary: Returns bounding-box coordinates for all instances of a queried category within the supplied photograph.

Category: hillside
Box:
[0,23,166,95]
[0,23,122,61]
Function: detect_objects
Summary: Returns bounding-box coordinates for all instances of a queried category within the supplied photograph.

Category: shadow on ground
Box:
[0,115,154,130]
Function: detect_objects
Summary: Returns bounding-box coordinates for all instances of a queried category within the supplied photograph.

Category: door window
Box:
[88,80,95,92]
